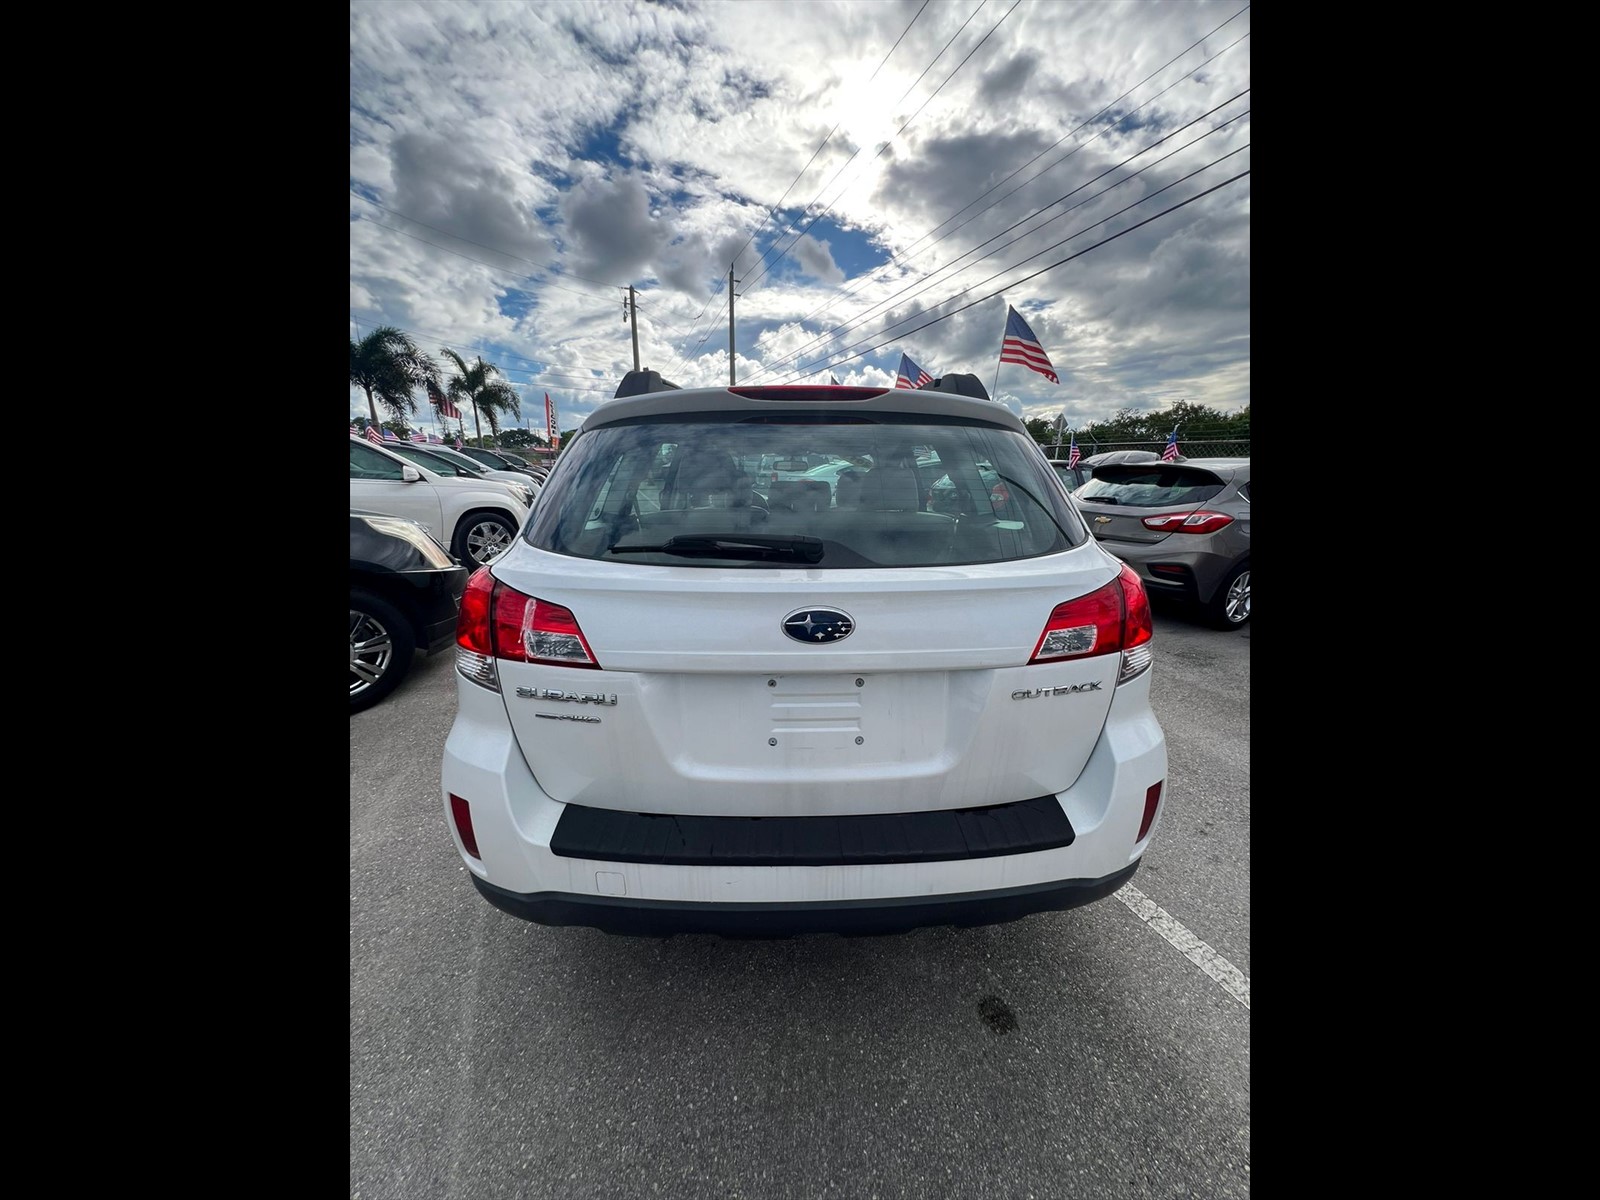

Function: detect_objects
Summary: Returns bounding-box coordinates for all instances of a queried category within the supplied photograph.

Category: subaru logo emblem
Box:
[782,607,854,644]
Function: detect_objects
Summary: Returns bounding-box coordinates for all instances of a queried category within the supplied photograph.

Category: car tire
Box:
[351,589,417,713]
[453,511,517,568]
[1205,561,1250,629]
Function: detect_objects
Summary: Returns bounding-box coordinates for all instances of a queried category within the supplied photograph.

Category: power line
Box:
[776,169,1251,381]
[659,0,935,379]
[746,97,1250,382]
[742,0,1016,295]
[744,23,1252,375]
[780,149,1250,380]
[718,0,931,305]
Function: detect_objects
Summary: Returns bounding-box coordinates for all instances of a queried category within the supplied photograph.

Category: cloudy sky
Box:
[350,0,1250,439]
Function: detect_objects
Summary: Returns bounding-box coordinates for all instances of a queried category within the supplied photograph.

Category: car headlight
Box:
[358,514,456,569]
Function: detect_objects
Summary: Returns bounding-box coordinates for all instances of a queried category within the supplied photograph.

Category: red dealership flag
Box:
[999,306,1058,384]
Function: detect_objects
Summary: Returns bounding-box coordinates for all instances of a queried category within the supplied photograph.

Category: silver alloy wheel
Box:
[1223,569,1250,623]
[464,518,514,565]
[350,609,395,699]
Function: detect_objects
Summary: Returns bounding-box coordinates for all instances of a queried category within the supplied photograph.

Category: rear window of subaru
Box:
[525,416,1087,568]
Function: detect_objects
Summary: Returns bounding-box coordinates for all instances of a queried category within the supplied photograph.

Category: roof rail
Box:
[614,369,681,398]
[927,372,991,401]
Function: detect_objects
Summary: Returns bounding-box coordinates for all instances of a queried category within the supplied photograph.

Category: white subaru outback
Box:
[440,376,1167,935]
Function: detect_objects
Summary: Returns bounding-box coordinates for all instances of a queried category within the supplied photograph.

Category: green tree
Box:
[350,327,440,427]
[499,428,549,450]
[439,350,521,444]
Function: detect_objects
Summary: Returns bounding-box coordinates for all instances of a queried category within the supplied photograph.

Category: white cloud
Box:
[351,0,1250,432]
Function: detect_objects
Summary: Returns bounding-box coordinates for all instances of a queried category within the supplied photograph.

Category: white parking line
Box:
[1116,884,1250,1009]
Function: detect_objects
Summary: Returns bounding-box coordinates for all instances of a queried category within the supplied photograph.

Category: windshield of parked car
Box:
[387,445,465,476]
[526,414,1087,567]
[424,447,492,475]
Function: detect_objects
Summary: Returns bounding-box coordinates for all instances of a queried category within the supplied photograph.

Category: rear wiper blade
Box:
[608,534,825,563]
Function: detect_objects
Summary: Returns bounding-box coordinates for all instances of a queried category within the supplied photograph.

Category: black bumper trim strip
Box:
[549,794,1076,866]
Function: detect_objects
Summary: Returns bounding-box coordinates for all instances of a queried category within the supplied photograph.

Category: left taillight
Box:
[456,569,599,691]
[1029,564,1154,684]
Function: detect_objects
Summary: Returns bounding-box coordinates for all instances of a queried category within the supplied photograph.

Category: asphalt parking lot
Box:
[351,604,1249,1199]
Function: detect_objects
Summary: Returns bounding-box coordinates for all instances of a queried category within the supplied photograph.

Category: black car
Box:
[350,510,470,712]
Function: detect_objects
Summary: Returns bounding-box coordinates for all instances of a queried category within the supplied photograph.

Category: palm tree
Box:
[350,327,440,428]
[439,349,521,444]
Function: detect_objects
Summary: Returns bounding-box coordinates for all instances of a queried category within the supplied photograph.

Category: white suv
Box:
[440,378,1167,935]
[350,437,530,569]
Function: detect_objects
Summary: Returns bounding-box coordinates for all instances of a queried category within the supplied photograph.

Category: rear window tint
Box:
[1076,466,1227,507]
[526,416,1087,568]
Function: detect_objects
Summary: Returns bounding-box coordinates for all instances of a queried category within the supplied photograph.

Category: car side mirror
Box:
[401,465,422,482]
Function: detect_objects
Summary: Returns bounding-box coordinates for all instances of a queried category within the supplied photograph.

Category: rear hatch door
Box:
[490,547,1126,817]
[1074,462,1232,548]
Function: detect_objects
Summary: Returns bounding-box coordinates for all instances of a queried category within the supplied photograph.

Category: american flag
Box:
[427,433,444,444]
[410,429,427,443]
[429,380,463,420]
[999,306,1058,384]
[895,353,932,389]
[1067,433,1080,468]
[350,422,358,437]
[364,425,384,445]
[383,428,398,441]
[1162,429,1180,461]
[454,435,463,450]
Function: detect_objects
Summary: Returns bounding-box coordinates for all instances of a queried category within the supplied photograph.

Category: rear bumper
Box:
[471,862,1139,936]
[441,664,1166,932]
[1096,538,1242,606]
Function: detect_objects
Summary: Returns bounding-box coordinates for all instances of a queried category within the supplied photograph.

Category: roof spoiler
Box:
[614,369,681,398]
[927,372,991,401]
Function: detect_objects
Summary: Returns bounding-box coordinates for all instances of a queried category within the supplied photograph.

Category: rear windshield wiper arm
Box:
[608,534,825,563]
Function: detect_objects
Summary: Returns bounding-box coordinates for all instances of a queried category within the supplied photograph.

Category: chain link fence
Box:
[1041,438,1250,458]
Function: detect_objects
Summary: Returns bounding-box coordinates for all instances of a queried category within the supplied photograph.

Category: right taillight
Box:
[1142,511,1234,534]
[1029,564,1154,684]
[456,571,600,690]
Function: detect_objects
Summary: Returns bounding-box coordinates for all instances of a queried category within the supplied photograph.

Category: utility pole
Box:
[626,285,640,372]
[728,266,739,384]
